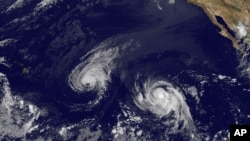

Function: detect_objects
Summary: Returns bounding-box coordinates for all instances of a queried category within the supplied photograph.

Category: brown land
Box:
[188,0,250,53]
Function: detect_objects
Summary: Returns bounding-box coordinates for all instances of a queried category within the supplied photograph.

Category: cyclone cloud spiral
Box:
[133,75,195,134]
[67,36,136,107]
[68,41,119,106]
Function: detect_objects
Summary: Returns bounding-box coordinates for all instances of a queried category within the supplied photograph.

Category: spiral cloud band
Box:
[68,47,118,93]
[133,76,195,133]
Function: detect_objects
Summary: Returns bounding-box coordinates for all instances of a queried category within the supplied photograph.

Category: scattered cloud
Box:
[35,0,59,11]
[6,0,25,12]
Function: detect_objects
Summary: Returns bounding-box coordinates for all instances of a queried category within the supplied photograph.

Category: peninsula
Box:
[188,0,250,53]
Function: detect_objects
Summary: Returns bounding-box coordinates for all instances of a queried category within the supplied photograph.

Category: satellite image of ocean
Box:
[0,0,250,140]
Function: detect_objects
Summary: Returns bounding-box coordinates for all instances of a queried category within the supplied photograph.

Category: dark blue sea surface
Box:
[0,0,250,140]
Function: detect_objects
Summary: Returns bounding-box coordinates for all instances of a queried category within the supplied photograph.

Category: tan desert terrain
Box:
[188,0,250,53]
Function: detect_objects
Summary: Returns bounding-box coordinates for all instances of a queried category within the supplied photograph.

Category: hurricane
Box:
[132,74,196,136]
[68,48,118,93]
[68,36,137,107]
[68,47,118,107]
[2,0,250,140]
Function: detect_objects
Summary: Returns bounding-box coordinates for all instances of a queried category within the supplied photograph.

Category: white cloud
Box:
[218,74,226,80]
[0,39,15,47]
[236,21,247,38]
[7,0,25,11]
[0,73,43,138]
[0,57,10,67]
[168,0,175,4]
[154,0,175,10]
[35,0,59,11]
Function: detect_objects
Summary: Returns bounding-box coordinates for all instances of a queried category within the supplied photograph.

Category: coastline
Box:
[187,0,246,54]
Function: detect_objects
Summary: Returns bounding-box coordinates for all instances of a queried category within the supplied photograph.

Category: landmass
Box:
[188,0,250,53]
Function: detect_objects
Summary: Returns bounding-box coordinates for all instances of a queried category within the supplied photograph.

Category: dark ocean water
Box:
[0,0,249,140]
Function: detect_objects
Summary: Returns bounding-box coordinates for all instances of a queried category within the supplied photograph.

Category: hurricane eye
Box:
[151,87,168,99]
[81,74,96,88]
[67,43,120,108]
[133,78,195,133]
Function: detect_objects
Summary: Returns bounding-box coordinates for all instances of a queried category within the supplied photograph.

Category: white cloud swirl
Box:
[133,76,195,133]
[68,36,139,108]
[68,47,118,95]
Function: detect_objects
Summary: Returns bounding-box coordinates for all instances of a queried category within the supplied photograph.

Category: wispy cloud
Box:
[35,0,59,11]
[0,39,15,47]
[6,0,25,12]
